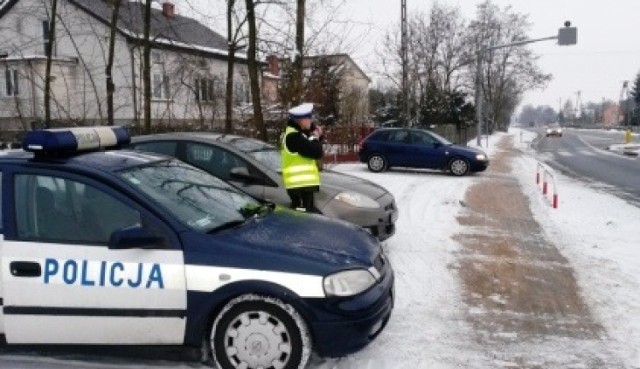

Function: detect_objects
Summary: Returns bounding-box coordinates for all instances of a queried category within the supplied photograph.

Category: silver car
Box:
[130,133,398,240]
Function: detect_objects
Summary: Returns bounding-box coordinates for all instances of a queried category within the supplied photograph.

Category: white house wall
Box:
[0,0,251,129]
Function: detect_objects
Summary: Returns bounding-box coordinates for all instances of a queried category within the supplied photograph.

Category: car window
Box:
[134,141,177,157]
[186,142,262,181]
[14,174,141,245]
[410,131,437,145]
[387,130,410,143]
[246,149,281,173]
[369,130,389,142]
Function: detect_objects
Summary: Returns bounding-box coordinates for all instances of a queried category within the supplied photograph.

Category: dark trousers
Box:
[287,188,315,212]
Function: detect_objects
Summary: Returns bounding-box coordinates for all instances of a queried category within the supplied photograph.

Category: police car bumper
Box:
[306,268,394,357]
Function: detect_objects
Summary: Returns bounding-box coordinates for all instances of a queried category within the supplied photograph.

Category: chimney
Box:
[266,55,280,76]
[162,2,176,18]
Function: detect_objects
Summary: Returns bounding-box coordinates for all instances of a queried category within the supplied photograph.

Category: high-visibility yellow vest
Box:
[281,126,321,189]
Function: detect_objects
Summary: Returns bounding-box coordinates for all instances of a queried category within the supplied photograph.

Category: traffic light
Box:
[558,22,577,46]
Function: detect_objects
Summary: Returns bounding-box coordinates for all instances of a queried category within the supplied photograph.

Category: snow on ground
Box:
[512,128,640,368]
[6,130,638,368]
[608,143,640,156]
[317,165,484,369]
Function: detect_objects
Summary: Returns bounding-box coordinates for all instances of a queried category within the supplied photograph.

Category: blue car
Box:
[359,128,489,176]
[0,127,394,369]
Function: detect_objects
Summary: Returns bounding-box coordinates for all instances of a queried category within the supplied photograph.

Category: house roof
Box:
[1,0,244,60]
[278,53,371,82]
[70,0,245,60]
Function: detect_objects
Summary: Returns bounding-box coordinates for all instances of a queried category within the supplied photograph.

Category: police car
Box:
[0,127,394,369]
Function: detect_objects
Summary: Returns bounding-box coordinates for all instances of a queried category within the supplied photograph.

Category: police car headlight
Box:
[475,154,487,161]
[323,269,377,297]
[334,192,379,209]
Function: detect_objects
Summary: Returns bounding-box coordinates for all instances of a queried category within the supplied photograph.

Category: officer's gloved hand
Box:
[312,125,324,139]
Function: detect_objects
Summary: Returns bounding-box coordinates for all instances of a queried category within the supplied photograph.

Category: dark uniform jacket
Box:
[285,121,324,160]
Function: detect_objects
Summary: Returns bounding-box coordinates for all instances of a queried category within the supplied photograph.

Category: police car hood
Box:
[216,207,380,267]
[319,170,389,200]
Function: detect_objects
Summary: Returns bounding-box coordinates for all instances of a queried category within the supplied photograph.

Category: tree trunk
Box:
[44,0,59,128]
[292,0,305,105]
[106,0,122,126]
[244,0,266,141]
[225,0,236,134]
[142,0,152,134]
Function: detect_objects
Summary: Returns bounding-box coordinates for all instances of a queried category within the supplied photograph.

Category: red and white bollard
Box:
[536,161,559,209]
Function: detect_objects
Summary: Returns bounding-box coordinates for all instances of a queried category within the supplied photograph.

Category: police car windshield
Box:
[119,160,260,233]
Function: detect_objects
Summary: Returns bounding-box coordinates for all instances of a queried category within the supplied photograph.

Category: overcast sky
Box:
[177,0,640,110]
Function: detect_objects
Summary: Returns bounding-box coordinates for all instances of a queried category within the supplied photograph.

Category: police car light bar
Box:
[23,126,130,153]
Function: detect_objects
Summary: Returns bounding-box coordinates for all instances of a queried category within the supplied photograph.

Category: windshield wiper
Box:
[207,219,246,234]
[241,202,276,217]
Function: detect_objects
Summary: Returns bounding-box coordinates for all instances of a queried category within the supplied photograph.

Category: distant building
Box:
[0,0,250,135]
[263,54,371,126]
[603,105,624,127]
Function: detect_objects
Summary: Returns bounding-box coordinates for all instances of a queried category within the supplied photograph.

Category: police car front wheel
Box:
[207,294,312,369]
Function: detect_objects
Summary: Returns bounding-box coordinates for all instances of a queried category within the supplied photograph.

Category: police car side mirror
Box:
[230,167,262,185]
[109,227,165,250]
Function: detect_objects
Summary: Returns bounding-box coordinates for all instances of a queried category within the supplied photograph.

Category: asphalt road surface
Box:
[532,128,640,204]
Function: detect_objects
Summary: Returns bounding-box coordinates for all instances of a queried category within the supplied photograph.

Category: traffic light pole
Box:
[475,23,577,147]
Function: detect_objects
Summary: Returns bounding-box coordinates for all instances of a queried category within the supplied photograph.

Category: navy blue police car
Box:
[0,127,394,369]
[359,128,489,176]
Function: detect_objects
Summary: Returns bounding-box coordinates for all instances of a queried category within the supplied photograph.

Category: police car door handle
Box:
[9,261,42,278]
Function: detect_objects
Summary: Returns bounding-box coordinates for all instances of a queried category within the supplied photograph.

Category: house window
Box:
[4,69,19,97]
[42,20,54,56]
[151,51,164,64]
[195,78,215,102]
[234,82,250,104]
[153,73,170,100]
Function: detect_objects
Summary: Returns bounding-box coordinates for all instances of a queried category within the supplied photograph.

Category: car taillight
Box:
[358,139,364,151]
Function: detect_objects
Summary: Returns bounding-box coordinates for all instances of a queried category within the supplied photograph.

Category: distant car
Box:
[358,128,489,176]
[546,126,563,137]
[130,133,398,240]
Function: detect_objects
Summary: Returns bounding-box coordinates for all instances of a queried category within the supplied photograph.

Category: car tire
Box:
[205,294,311,369]
[367,154,388,173]
[448,158,470,176]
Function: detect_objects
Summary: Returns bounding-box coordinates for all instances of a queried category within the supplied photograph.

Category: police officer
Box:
[281,103,324,212]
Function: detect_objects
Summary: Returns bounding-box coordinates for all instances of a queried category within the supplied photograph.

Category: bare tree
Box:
[106,0,122,126]
[290,0,305,105]
[244,0,267,140]
[142,0,152,133]
[225,0,248,133]
[44,0,58,127]
[469,0,551,131]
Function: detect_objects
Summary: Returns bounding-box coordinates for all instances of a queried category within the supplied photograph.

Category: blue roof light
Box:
[23,126,130,153]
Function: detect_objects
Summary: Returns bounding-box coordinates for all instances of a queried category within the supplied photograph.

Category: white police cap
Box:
[289,103,314,119]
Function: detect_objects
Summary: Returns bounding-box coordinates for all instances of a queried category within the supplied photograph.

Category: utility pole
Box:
[617,81,630,126]
[475,22,577,146]
[574,90,582,125]
[400,0,409,126]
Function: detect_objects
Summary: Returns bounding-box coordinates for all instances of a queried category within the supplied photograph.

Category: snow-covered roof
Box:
[68,0,246,60]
